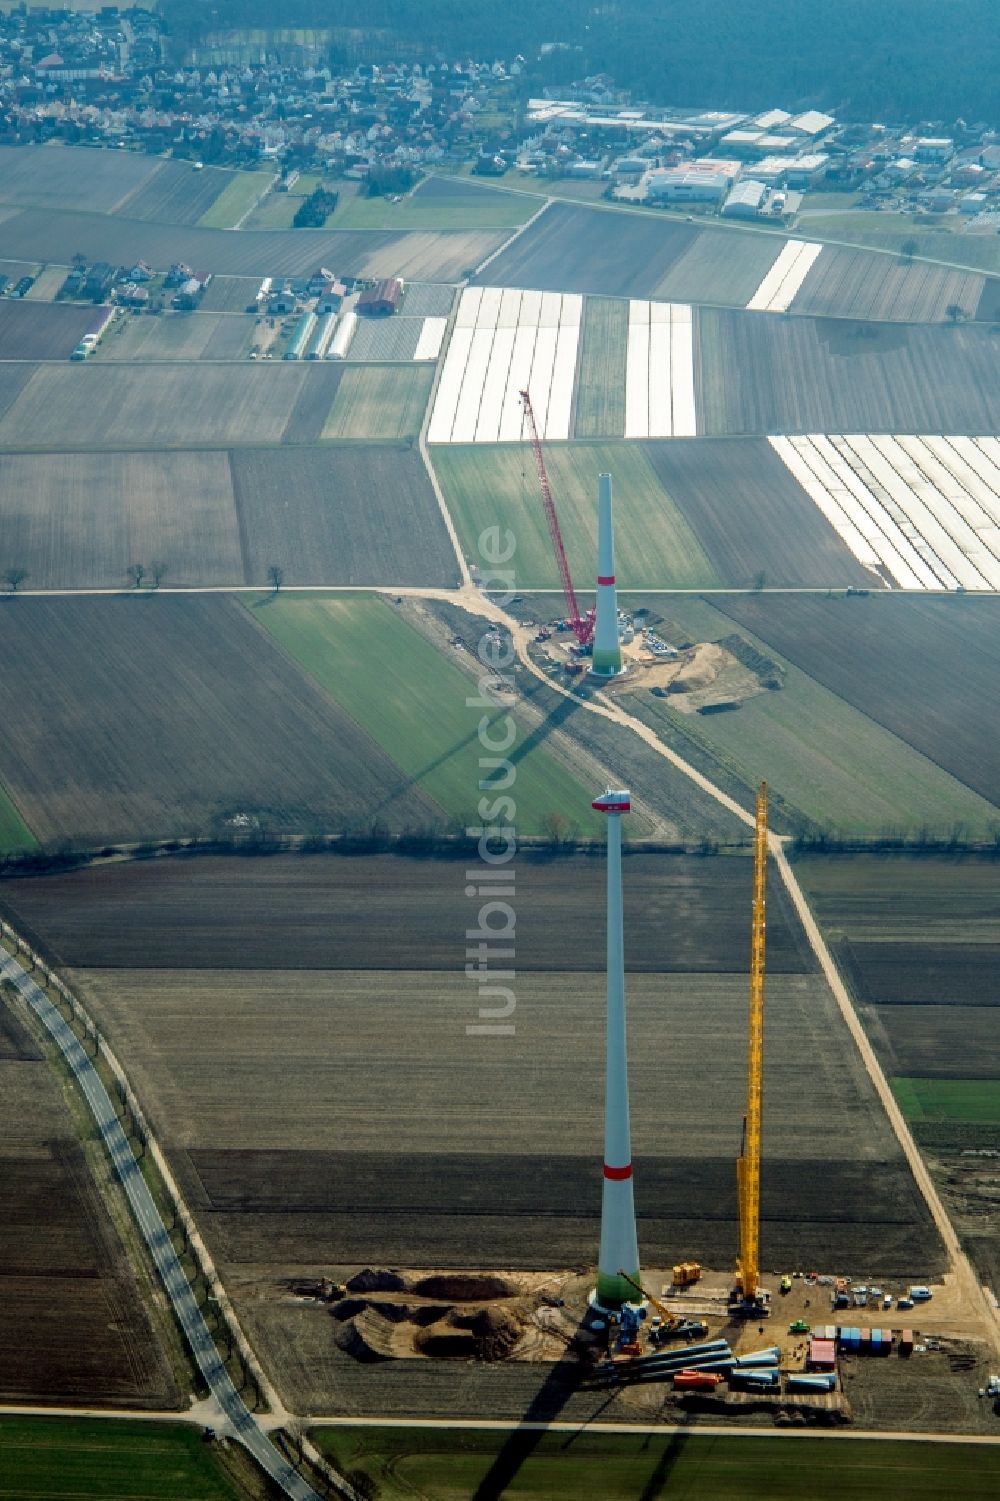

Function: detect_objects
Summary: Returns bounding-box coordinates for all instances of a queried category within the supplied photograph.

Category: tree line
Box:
[162,0,1000,124]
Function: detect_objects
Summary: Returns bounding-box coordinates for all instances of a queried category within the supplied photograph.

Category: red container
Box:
[673,1370,723,1390]
[899,1330,914,1356]
[807,1338,836,1370]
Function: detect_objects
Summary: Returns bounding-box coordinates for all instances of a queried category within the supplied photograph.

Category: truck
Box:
[909,1286,933,1302]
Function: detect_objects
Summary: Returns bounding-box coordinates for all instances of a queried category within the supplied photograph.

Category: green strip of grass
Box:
[252,595,601,835]
[894,1076,1000,1125]
[314,1427,1000,1500]
[0,777,37,853]
[0,1416,240,1499]
[197,169,273,228]
[432,442,720,590]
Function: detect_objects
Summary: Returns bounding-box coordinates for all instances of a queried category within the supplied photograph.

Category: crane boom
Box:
[616,1268,677,1327]
[519,390,593,645]
[736,781,768,1305]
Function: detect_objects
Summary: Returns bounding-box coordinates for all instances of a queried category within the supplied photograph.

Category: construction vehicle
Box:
[732,783,771,1317]
[616,1269,707,1345]
[673,1261,702,1288]
[520,391,594,647]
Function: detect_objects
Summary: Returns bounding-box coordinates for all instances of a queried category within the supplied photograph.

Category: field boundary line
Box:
[418,290,471,585]
[229,170,280,231]
[0,930,347,1501]
[472,195,553,278]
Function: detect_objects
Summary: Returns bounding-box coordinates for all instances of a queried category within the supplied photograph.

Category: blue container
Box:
[787,1372,836,1392]
[730,1368,780,1387]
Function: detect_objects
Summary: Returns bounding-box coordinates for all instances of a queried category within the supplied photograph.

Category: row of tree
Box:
[162,0,1000,123]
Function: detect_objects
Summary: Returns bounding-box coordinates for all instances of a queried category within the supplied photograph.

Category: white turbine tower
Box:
[592,786,640,1309]
[589,472,623,678]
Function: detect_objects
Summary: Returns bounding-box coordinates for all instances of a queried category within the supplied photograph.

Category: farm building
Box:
[357,278,403,317]
[284,311,318,359]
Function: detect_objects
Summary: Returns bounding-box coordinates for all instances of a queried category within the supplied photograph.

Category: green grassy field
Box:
[329,189,533,230]
[242,173,325,230]
[196,169,273,229]
[626,596,1000,838]
[432,442,719,589]
[322,365,434,440]
[574,297,628,437]
[895,1077,1000,1125]
[0,1417,240,1499]
[0,777,37,853]
[314,1427,1000,1500]
[798,212,1000,274]
[251,595,601,834]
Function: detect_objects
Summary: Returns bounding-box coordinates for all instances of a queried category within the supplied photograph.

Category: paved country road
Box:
[0,948,324,1501]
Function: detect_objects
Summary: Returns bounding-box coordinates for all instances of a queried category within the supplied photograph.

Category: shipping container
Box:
[807,1338,836,1370]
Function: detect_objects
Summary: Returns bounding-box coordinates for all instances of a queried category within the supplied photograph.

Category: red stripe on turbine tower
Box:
[597,575,615,586]
[603,1162,633,1181]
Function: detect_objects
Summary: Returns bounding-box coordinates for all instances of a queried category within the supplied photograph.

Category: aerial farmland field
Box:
[621,595,1000,840]
[114,161,234,225]
[313,1429,1000,1501]
[0,1417,241,1500]
[251,594,605,834]
[0,595,446,845]
[573,297,628,437]
[197,274,262,313]
[697,309,1000,434]
[0,994,178,1405]
[0,299,100,360]
[330,174,536,230]
[654,226,785,307]
[715,594,1000,806]
[0,207,506,281]
[432,441,719,589]
[640,438,878,588]
[229,446,458,586]
[0,449,242,588]
[0,144,163,213]
[0,364,313,447]
[475,202,701,298]
[99,311,252,362]
[0,851,814,975]
[320,364,434,439]
[196,171,275,229]
[790,245,985,322]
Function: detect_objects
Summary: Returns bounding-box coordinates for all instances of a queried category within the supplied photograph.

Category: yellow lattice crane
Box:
[735,781,769,1311]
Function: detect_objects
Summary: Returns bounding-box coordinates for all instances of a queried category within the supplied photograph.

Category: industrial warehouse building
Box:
[358,277,403,316]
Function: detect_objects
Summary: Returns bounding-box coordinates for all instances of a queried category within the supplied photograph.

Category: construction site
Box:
[257,438,1000,1433]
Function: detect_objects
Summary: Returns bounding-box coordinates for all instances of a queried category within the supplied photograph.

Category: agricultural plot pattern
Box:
[624,300,696,438]
[428,286,582,443]
[771,435,1000,589]
[791,246,985,324]
[347,314,446,363]
[746,239,824,312]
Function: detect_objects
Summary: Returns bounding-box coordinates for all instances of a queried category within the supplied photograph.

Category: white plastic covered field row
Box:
[413,317,447,361]
[746,240,823,312]
[427,286,582,443]
[771,434,1000,590]
[624,300,697,439]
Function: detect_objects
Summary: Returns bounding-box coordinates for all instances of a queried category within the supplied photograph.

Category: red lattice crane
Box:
[519,390,594,645]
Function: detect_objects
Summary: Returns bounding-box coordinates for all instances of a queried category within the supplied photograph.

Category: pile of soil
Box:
[335,1308,400,1361]
[346,1267,409,1293]
[469,1306,523,1361]
[412,1273,515,1301]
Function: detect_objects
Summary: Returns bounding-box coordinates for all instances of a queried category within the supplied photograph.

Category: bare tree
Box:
[4,567,28,593]
[128,563,146,589]
[901,237,919,261]
[945,302,965,323]
[267,564,283,593]
[149,560,168,588]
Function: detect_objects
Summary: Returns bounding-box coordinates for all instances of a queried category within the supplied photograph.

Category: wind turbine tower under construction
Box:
[592,785,641,1310]
[589,473,624,678]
